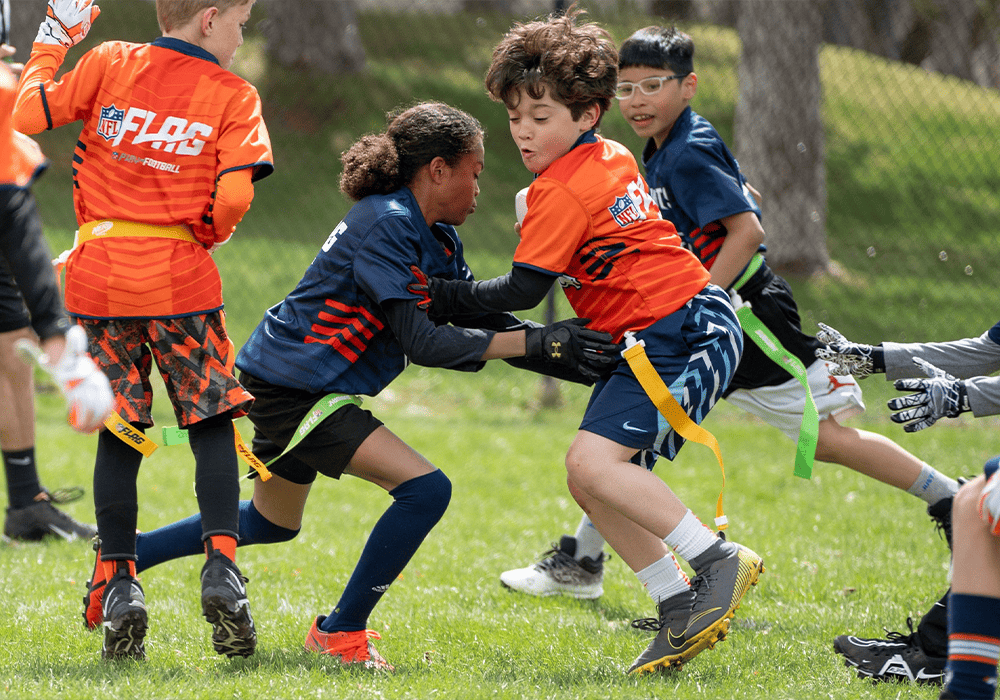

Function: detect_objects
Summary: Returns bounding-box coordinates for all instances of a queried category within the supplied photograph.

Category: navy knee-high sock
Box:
[135,499,298,573]
[320,469,451,633]
[943,593,1000,699]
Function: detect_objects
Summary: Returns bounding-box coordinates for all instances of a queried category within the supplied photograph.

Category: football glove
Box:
[525,318,619,383]
[887,357,970,433]
[814,322,884,378]
[35,0,100,48]
[979,468,1000,536]
[45,326,114,433]
[407,266,467,320]
[407,265,433,312]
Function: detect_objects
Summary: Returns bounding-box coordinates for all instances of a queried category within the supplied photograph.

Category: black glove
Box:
[407,265,470,320]
[888,357,971,432]
[814,323,885,378]
[525,318,620,383]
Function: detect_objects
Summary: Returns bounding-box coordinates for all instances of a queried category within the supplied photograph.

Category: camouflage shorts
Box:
[79,312,252,428]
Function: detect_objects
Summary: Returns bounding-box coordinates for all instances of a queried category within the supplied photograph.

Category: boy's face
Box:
[506,87,599,174]
[202,1,254,70]
[617,66,696,148]
[438,138,484,226]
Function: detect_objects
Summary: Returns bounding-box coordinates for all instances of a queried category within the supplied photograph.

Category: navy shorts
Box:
[580,285,742,461]
[239,371,383,484]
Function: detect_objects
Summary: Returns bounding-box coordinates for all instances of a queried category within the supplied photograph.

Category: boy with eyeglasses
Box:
[499,26,961,643]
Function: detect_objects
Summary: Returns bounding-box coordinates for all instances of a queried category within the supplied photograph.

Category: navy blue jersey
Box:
[641,106,761,271]
[236,187,485,395]
[990,319,1000,345]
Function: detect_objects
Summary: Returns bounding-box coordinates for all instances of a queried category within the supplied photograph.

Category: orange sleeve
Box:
[1,64,46,187]
[513,178,590,274]
[207,167,254,247]
[13,42,104,134]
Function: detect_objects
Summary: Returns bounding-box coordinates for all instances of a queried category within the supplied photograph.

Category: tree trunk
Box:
[262,0,366,75]
[5,0,45,64]
[735,0,829,276]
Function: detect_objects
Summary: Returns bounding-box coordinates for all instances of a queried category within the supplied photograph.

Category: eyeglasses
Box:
[614,74,689,100]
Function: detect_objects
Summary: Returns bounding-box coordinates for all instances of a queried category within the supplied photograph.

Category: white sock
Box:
[636,552,690,604]
[573,514,607,561]
[664,509,718,563]
[906,463,959,505]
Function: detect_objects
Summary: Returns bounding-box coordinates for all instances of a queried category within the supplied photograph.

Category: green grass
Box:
[6,2,1000,697]
[1,370,981,699]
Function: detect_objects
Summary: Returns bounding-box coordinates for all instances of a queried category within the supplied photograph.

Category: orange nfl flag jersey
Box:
[513,135,709,342]
[13,40,273,319]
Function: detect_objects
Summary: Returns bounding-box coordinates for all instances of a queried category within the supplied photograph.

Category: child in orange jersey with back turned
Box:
[13,0,273,661]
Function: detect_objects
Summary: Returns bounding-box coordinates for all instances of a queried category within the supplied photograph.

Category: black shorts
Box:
[0,191,33,333]
[0,253,31,333]
[239,370,383,485]
[725,264,822,395]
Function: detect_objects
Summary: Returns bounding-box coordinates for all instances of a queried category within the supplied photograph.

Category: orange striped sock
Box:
[101,559,136,581]
[206,534,237,561]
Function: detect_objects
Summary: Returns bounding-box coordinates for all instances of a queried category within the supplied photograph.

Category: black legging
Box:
[94,412,240,560]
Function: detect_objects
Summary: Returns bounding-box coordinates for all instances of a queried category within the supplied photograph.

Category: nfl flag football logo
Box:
[97,105,125,142]
[608,194,642,228]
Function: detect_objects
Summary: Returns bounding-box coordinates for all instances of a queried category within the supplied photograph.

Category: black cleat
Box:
[201,551,256,658]
[4,492,96,541]
[101,565,147,661]
[834,618,945,684]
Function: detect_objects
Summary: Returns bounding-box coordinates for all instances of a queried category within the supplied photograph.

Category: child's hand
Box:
[525,318,620,382]
[35,0,101,49]
[1,45,24,74]
[888,357,970,433]
[19,326,114,434]
[814,322,883,378]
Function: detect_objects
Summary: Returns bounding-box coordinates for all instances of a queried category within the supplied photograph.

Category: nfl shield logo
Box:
[608,194,642,228]
[96,105,125,142]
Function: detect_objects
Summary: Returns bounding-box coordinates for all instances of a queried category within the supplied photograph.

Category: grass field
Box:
[1,367,988,699]
[5,2,1000,698]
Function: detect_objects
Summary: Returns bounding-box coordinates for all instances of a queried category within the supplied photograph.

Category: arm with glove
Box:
[815,321,1000,430]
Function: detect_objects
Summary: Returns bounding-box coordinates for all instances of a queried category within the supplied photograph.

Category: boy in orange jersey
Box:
[1,51,113,542]
[411,7,764,674]
[13,0,273,661]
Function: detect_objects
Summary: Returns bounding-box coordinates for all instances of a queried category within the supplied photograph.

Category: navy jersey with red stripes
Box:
[641,106,761,271]
[236,187,477,395]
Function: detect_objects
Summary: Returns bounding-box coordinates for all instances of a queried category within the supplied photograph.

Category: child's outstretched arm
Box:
[709,211,764,290]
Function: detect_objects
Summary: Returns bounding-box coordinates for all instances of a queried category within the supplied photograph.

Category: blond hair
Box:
[156,0,252,33]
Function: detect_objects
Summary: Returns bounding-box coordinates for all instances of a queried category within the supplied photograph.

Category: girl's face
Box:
[437,138,484,226]
[506,86,599,174]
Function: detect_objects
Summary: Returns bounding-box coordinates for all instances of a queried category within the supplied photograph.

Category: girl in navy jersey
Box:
[81,101,617,670]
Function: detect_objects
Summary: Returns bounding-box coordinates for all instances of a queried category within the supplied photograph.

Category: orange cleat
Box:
[304,616,394,671]
[82,537,105,630]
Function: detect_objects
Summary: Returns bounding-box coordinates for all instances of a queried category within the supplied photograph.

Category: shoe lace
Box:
[39,486,85,504]
[630,616,664,631]
[534,544,578,573]
[883,617,919,644]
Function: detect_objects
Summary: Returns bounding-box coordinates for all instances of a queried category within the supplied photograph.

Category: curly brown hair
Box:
[485,6,617,125]
[339,102,484,202]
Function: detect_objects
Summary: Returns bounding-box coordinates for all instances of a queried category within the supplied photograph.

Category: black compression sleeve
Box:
[438,266,555,314]
[382,297,492,371]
